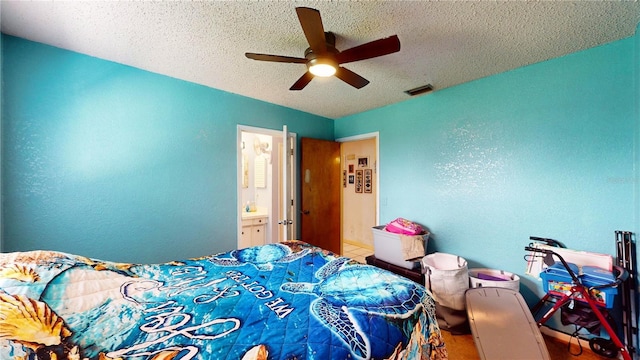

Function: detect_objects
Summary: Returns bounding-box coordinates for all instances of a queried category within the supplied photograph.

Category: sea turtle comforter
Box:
[0,241,447,360]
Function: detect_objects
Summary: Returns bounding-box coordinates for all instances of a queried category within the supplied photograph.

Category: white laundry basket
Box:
[422,253,469,311]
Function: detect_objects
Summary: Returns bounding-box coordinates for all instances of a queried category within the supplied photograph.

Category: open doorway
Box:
[236,128,377,257]
[237,126,296,249]
[337,132,379,262]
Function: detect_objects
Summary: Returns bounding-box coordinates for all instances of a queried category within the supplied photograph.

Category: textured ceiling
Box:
[2,1,639,119]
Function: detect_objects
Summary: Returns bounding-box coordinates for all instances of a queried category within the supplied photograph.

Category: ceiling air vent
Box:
[404,84,433,96]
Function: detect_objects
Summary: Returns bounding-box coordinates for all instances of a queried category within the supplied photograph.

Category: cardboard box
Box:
[540,262,617,308]
[372,226,429,269]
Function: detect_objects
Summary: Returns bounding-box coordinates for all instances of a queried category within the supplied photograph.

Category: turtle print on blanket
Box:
[0,241,448,360]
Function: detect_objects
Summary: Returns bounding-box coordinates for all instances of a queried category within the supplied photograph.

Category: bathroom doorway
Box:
[237,125,296,249]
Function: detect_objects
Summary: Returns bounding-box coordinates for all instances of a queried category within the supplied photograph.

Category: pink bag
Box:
[385,218,423,235]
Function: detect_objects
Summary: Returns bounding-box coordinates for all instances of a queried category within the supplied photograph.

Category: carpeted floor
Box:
[442,330,607,359]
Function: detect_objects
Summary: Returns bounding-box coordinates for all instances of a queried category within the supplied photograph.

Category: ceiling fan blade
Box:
[296,7,327,54]
[335,67,369,89]
[336,35,401,64]
[290,72,315,91]
[245,53,307,64]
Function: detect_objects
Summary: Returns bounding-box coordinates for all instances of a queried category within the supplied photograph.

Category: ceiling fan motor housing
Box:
[305,45,339,74]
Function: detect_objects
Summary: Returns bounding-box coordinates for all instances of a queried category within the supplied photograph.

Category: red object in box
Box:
[539,262,617,308]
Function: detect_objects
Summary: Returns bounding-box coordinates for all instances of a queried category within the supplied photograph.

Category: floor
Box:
[442,330,607,360]
[343,242,373,263]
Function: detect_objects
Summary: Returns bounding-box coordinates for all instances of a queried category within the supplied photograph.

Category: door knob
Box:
[300,210,310,215]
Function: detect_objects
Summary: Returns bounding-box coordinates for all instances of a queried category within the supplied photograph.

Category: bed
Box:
[0,240,447,360]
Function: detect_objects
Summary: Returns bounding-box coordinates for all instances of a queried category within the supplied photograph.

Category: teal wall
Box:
[2,23,640,341]
[336,34,639,303]
[2,29,639,302]
[1,35,333,263]
[0,33,3,253]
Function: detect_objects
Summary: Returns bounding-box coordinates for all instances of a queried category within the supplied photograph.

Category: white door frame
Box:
[237,125,297,248]
[335,132,380,227]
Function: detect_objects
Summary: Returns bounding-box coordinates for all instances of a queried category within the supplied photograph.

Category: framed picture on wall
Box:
[348,164,355,173]
[349,175,355,184]
[355,170,363,193]
[343,170,347,188]
[364,169,372,193]
[357,157,369,168]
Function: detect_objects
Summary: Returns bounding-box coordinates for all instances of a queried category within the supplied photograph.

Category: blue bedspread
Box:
[0,241,447,359]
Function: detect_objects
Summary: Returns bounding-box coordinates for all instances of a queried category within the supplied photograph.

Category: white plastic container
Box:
[372,226,429,269]
[469,268,520,292]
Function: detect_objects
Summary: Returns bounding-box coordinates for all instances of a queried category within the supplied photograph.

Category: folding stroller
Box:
[525,241,631,359]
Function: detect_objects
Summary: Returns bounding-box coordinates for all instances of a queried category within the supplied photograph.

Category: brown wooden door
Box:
[300,137,341,254]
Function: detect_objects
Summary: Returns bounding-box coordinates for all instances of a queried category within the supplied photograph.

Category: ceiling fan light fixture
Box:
[308,58,337,77]
[246,7,400,90]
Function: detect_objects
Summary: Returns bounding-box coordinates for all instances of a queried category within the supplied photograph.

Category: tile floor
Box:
[342,242,374,263]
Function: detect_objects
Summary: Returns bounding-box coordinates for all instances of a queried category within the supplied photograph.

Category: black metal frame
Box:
[616,230,638,356]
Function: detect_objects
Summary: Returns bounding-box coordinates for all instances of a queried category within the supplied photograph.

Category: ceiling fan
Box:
[245,7,401,91]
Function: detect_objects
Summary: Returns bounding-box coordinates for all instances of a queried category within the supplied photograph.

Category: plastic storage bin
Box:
[372,225,429,269]
[469,268,520,292]
[539,262,617,308]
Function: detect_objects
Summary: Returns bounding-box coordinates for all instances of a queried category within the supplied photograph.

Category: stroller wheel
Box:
[589,337,618,358]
